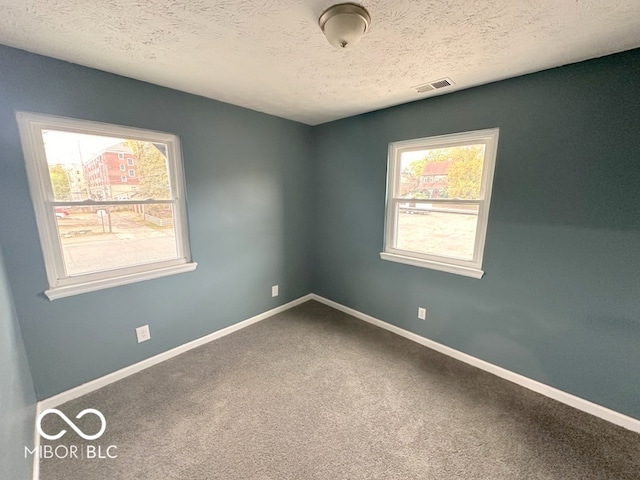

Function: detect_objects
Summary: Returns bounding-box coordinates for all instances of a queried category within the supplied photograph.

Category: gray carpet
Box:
[40,300,640,479]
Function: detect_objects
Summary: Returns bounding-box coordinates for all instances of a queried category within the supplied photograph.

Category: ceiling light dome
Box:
[319,3,371,49]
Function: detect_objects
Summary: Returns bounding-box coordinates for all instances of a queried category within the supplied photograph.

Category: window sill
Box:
[45,262,198,300]
[380,252,484,279]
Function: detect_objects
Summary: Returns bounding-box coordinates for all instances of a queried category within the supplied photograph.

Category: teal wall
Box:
[312,49,640,419]
[0,45,314,399]
[1,43,639,421]
[0,245,36,479]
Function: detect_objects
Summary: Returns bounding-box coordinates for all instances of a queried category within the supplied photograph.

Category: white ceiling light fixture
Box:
[319,3,371,49]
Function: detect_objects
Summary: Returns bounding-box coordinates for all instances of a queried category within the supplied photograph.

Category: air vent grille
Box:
[430,78,452,89]
[413,78,455,94]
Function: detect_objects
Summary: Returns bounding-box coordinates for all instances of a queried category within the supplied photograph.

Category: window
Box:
[16,112,197,300]
[127,158,134,166]
[128,169,135,177]
[119,164,125,171]
[381,128,499,278]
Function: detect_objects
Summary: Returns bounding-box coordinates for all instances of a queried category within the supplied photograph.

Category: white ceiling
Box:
[1,1,639,125]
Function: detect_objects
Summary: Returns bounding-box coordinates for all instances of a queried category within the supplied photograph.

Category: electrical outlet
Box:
[135,325,151,343]
[417,307,427,320]
[272,285,279,297]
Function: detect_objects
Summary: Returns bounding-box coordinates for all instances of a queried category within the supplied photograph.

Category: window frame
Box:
[381,128,499,279]
[16,112,197,300]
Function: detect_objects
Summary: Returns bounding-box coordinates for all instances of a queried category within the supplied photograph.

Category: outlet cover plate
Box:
[136,325,151,343]
[418,307,427,320]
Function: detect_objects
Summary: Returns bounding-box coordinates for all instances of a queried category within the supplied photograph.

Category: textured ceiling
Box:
[1,1,640,125]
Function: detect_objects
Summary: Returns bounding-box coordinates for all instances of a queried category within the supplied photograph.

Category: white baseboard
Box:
[309,294,640,434]
[38,294,313,411]
[33,289,640,472]
[29,291,640,479]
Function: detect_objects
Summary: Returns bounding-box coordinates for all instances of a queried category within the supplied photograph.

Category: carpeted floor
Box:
[40,300,640,479]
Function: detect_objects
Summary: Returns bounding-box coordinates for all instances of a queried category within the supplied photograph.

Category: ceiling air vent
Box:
[413,78,454,94]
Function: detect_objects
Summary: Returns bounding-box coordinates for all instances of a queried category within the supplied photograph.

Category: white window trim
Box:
[16,112,197,300]
[381,128,499,279]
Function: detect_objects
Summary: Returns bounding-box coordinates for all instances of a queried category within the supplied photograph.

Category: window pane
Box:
[42,130,172,201]
[395,203,480,261]
[399,145,485,200]
[55,204,178,276]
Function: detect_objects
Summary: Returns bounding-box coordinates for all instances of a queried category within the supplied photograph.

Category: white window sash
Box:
[382,128,499,278]
[16,112,196,299]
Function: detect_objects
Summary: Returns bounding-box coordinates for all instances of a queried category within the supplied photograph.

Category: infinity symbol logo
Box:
[37,409,107,440]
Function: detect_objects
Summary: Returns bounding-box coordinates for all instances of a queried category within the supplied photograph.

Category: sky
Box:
[402,150,431,162]
[400,149,431,170]
[42,130,125,166]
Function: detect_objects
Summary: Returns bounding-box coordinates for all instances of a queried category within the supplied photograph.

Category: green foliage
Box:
[49,164,71,200]
[125,140,170,199]
[404,145,485,200]
[406,192,430,199]
[424,147,457,163]
[446,145,484,199]
[406,158,428,180]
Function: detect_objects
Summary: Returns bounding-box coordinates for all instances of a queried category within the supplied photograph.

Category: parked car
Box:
[55,207,70,218]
